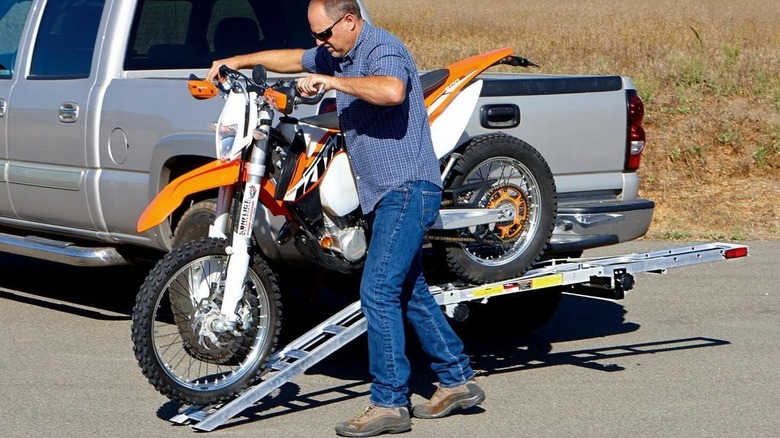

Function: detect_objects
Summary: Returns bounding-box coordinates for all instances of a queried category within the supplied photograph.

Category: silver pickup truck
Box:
[0,0,653,267]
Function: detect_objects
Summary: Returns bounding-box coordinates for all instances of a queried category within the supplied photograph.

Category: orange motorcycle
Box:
[131,48,555,405]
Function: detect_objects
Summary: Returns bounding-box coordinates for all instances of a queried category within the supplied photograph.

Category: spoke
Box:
[171,276,196,306]
[154,324,183,352]
[182,354,195,382]
[165,288,193,317]
[153,330,187,340]
[165,342,188,369]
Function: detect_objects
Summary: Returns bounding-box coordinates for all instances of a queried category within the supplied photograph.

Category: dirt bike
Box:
[131,47,556,406]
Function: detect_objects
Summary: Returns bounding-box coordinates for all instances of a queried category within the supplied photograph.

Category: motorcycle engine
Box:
[322,214,367,263]
[326,227,367,263]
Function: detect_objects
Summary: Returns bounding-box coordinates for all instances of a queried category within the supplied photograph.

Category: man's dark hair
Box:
[310,0,362,21]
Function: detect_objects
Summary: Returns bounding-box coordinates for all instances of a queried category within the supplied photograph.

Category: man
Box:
[207,0,485,435]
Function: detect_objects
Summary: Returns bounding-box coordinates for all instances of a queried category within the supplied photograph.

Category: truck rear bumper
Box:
[548,199,655,253]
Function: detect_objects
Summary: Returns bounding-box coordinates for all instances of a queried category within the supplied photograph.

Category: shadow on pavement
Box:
[0,253,731,431]
[150,287,729,430]
[0,253,151,320]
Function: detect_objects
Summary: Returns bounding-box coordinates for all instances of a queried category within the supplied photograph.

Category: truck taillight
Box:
[625,90,645,171]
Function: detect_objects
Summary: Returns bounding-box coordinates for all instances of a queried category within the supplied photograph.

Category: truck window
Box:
[125,0,313,71]
[29,0,106,79]
[0,0,33,79]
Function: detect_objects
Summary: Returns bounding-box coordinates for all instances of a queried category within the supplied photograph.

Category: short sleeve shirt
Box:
[302,22,441,214]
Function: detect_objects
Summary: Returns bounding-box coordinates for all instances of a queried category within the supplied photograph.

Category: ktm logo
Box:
[285,134,343,201]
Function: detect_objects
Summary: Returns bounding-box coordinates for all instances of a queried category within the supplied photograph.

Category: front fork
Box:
[209,111,272,330]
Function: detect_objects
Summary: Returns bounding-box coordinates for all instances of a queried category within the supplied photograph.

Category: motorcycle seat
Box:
[420,69,450,98]
[300,111,340,130]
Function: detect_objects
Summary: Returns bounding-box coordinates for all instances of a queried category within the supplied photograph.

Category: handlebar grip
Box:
[216,64,234,91]
[294,85,327,106]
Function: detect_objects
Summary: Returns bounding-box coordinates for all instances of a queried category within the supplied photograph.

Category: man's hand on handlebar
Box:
[206,58,241,83]
[296,73,331,97]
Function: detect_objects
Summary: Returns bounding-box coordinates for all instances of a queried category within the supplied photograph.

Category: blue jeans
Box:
[361,180,475,408]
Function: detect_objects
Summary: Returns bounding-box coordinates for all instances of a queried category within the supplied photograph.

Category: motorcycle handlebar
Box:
[215,64,240,91]
[211,66,327,111]
[294,85,327,106]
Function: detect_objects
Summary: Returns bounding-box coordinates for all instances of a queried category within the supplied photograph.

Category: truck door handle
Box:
[480,104,520,129]
[59,102,80,123]
[0,98,7,118]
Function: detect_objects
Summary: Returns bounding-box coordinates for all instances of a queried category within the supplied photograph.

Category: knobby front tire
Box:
[131,237,282,406]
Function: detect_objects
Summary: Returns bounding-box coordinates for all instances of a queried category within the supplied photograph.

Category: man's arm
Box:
[206,49,307,82]
[297,74,406,106]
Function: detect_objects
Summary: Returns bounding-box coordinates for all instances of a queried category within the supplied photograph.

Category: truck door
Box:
[0,0,33,219]
[5,0,106,229]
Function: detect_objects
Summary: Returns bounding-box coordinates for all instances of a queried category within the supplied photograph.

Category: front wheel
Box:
[436,134,557,283]
[131,237,282,405]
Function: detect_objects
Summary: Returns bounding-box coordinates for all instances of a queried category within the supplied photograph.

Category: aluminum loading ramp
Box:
[170,242,748,431]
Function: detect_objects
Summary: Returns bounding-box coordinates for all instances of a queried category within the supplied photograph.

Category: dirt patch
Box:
[365,0,780,240]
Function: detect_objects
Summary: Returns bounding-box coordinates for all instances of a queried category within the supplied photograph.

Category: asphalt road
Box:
[0,240,777,438]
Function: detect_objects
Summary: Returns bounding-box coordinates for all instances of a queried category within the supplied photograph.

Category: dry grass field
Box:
[365,0,780,240]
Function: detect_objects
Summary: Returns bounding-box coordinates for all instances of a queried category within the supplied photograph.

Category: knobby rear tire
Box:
[438,134,557,283]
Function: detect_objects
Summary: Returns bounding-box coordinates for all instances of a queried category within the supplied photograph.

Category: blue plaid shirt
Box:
[302,22,442,214]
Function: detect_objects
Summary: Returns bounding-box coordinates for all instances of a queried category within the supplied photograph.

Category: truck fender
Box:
[137,159,241,232]
[147,133,215,201]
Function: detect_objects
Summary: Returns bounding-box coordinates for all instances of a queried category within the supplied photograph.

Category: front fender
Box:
[137,159,241,232]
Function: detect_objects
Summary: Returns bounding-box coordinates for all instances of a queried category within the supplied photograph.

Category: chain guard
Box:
[430,184,529,244]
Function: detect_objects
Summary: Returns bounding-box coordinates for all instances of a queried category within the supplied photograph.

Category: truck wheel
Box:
[437,134,557,283]
[172,199,220,248]
[131,237,282,406]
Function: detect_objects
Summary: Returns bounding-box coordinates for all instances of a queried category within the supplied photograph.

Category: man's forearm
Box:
[230,49,307,73]
[207,49,307,81]
[298,75,406,106]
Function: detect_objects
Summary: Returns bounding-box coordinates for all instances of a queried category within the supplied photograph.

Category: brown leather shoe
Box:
[335,405,412,437]
[412,380,486,419]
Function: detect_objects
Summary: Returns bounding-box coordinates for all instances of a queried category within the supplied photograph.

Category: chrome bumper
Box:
[0,231,129,266]
[548,199,655,253]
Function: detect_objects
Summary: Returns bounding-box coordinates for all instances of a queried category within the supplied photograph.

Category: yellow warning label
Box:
[531,274,564,289]
[472,274,564,298]
[473,285,504,298]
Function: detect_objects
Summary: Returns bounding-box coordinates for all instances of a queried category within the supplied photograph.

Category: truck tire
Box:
[437,134,557,283]
[172,199,219,248]
[131,237,282,406]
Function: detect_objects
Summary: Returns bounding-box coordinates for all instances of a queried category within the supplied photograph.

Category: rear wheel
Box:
[436,134,557,283]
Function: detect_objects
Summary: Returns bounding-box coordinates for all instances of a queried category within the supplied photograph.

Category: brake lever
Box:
[294,85,327,106]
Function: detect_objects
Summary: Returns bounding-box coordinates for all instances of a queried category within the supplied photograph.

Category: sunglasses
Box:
[311,15,345,41]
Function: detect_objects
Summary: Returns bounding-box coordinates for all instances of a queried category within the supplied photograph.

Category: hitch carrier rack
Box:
[170,242,748,431]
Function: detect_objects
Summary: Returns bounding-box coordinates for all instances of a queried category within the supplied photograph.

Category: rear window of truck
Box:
[125,0,314,70]
[29,0,106,79]
[0,0,33,79]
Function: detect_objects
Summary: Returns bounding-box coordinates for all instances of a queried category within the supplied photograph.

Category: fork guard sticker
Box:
[237,182,260,237]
